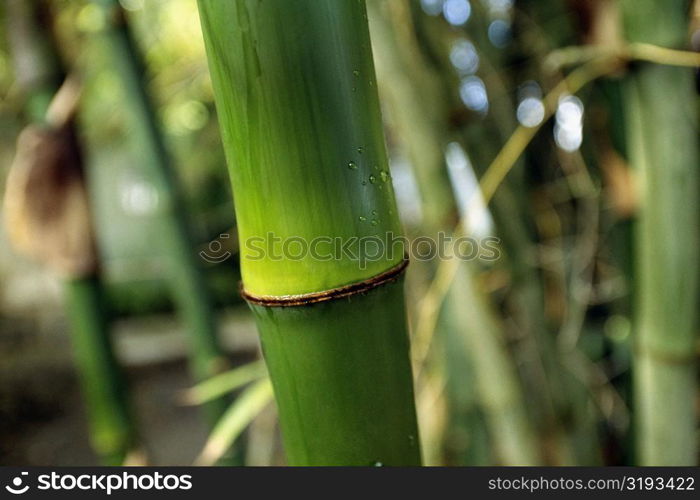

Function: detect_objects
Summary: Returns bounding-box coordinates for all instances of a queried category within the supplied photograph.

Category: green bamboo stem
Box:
[496,0,604,465]
[366,0,454,233]
[621,0,699,466]
[91,0,231,434]
[367,16,472,458]
[448,266,542,465]
[4,0,136,464]
[419,0,583,463]
[197,0,421,465]
[368,0,541,465]
[463,123,578,464]
[65,276,136,464]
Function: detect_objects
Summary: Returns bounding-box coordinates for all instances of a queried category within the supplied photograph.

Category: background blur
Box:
[0,0,698,466]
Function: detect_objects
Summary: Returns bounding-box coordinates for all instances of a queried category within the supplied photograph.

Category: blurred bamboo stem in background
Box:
[621,0,699,466]
[368,0,540,465]
[65,276,136,464]
[411,53,626,392]
[409,34,699,463]
[197,0,421,465]
[4,0,136,464]
[90,0,233,456]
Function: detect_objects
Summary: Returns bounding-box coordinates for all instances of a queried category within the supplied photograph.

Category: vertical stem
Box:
[368,0,541,465]
[197,0,421,465]
[622,0,699,465]
[91,0,231,435]
[65,277,136,464]
[4,0,136,464]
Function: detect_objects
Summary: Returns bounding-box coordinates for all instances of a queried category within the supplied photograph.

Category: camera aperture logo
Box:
[4,471,192,496]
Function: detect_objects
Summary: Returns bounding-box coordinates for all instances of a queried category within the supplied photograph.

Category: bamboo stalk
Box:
[65,276,136,464]
[368,0,541,465]
[197,0,421,465]
[621,0,699,466]
[4,0,137,464]
[90,0,231,440]
[412,0,570,452]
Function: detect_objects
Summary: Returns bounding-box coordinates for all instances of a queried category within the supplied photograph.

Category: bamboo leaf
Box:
[181,360,268,406]
[195,378,274,466]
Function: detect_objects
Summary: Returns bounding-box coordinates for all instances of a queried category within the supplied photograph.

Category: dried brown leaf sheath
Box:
[3,122,97,277]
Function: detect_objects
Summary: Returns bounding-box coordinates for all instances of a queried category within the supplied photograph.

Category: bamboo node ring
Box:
[240,256,409,307]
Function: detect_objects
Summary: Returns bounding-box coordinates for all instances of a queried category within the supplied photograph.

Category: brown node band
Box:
[240,257,409,307]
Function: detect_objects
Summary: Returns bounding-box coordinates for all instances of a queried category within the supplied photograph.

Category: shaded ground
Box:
[2,360,205,466]
[0,310,260,466]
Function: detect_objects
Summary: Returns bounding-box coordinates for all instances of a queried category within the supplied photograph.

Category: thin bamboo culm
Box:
[622,0,699,465]
[4,0,136,464]
[367,0,541,465]
[90,0,233,449]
